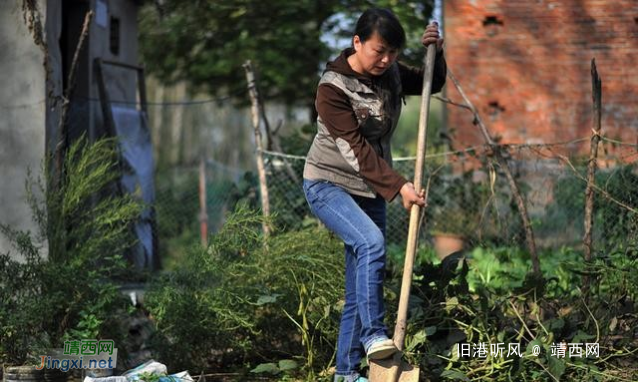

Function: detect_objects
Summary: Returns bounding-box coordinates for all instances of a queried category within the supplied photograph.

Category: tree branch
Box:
[447,69,540,275]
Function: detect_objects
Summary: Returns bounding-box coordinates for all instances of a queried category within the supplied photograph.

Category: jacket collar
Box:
[324,48,376,88]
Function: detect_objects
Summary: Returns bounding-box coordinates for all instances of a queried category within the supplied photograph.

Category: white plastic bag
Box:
[123,360,168,381]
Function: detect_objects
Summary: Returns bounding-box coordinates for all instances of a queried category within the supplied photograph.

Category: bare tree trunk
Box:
[583,58,602,287]
[243,60,271,237]
[447,70,540,275]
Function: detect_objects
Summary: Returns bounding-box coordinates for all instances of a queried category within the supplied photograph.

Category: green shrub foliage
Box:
[145,205,344,377]
[0,137,140,365]
[145,206,638,380]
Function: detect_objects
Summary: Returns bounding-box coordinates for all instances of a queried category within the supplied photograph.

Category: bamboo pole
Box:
[243,60,271,237]
[583,58,602,286]
[447,70,540,275]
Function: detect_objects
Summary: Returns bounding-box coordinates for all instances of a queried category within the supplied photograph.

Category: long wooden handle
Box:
[392,44,437,350]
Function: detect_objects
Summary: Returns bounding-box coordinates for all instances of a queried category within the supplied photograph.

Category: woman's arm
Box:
[316,83,408,201]
[398,54,447,96]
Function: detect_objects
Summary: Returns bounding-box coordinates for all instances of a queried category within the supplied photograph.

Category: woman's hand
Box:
[421,21,444,52]
[400,182,425,211]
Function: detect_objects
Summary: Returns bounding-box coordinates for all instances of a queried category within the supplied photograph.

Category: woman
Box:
[302,8,446,382]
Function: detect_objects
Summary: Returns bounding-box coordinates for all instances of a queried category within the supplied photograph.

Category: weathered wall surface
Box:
[444,0,638,150]
[0,1,48,259]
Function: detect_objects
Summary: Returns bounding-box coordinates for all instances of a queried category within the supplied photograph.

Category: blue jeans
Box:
[303,179,389,380]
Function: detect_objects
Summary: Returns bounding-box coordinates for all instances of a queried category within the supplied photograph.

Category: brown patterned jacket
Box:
[303,48,446,201]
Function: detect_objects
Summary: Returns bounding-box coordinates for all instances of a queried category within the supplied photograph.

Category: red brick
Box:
[444,0,638,153]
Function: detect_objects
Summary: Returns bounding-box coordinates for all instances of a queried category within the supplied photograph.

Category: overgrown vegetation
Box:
[143,203,637,381]
[0,137,139,365]
[397,244,638,381]
[2,137,636,380]
[145,205,344,379]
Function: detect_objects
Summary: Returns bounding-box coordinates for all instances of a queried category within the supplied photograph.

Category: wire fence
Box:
[266,140,638,252]
[50,77,638,267]
[52,87,638,267]
[41,93,638,271]
[153,135,638,264]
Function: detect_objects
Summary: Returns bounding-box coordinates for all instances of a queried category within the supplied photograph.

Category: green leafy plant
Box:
[136,371,165,382]
[250,359,299,377]
[0,137,140,365]
[145,205,344,378]
[388,243,638,381]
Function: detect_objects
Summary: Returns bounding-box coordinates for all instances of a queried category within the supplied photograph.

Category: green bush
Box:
[144,214,638,382]
[396,244,638,381]
[0,137,139,365]
[145,205,344,379]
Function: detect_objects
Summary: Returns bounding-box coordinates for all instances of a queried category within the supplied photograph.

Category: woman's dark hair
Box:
[354,8,406,49]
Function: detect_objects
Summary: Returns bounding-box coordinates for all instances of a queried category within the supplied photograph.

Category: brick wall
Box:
[443,0,638,152]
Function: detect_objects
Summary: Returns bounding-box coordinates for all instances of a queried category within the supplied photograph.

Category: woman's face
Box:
[352,32,399,76]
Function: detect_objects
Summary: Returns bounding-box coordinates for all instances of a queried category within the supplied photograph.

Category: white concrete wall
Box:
[0,1,48,260]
